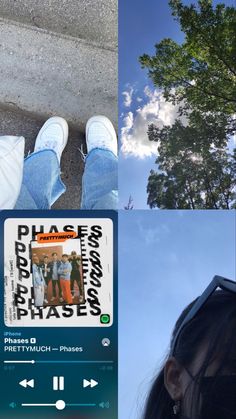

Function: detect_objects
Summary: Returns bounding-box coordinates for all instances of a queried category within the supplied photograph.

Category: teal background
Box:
[0,210,118,419]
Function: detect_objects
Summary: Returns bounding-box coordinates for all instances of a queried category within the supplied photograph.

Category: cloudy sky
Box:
[119,0,236,209]
[119,210,235,419]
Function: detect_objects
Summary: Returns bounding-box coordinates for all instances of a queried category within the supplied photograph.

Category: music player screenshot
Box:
[0,210,118,419]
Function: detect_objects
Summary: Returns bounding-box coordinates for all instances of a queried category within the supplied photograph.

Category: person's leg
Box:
[72,274,79,298]
[60,279,65,302]
[14,117,68,209]
[70,275,75,295]
[44,278,49,297]
[81,116,118,210]
[81,149,118,209]
[44,285,48,304]
[77,276,84,302]
[52,281,57,299]
[34,286,39,306]
[44,280,49,304]
[79,278,84,297]
[15,150,66,209]
[75,273,83,296]
[34,286,44,307]
[45,279,51,302]
[64,281,73,304]
[57,279,62,299]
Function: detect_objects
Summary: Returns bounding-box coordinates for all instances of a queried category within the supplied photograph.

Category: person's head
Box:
[43,256,48,263]
[33,255,39,265]
[71,251,77,259]
[52,252,58,261]
[143,289,236,419]
[62,254,68,263]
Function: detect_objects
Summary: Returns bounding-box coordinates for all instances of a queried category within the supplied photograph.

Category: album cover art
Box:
[4,218,113,327]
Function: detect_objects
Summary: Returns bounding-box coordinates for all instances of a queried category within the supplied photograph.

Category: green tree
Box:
[140,0,236,209]
[140,0,236,116]
[147,118,236,209]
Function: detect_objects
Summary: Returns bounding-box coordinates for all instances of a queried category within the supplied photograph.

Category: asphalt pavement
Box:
[0,0,117,209]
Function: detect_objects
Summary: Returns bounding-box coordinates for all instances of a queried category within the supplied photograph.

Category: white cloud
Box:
[122,86,134,108]
[143,85,155,98]
[136,218,170,246]
[120,86,180,159]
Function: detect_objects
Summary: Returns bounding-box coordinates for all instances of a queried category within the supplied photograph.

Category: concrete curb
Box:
[0,0,118,49]
[0,19,118,130]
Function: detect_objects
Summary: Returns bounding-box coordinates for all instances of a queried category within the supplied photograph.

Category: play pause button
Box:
[83,379,98,388]
[53,376,64,391]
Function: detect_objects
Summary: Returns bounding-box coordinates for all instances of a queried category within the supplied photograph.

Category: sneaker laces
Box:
[79,144,87,162]
[36,140,58,151]
[95,138,111,148]
[88,123,113,149]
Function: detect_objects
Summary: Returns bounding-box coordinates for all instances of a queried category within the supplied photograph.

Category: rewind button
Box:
[19,379,35,389]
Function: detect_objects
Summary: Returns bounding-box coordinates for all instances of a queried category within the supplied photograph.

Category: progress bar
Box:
[4,360,35,364]
[37,360,114,364]
[22,400,96,410]
[4,360,113,364]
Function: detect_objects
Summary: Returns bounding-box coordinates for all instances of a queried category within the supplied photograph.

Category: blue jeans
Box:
[14,148,118,210]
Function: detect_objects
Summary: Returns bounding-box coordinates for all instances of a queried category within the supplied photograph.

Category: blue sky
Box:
[119,0,236,209]
[119,210,235,419]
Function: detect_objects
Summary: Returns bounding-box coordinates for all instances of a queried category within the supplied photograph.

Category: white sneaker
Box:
[86,115,117,157]
[51,297,55,302]
[44,299,48,304]
[59,297,64,303]
[34,116,68,162]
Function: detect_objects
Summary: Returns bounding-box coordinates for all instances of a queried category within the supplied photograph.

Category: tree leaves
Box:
[140,1,236,115]
[147,113,236,209]
[141,0,236,209]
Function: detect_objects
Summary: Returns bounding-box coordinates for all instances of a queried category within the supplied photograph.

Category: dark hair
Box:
[52,252,57,256]
[44,255,48,259]
[143,290,236,419]
[71,251,76,255]
[62,254,68,258]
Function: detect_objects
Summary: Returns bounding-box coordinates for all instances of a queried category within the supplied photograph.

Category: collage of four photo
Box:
[0,0,235,418]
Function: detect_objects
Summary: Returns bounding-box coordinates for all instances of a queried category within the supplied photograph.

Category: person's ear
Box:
[164,357,184,401]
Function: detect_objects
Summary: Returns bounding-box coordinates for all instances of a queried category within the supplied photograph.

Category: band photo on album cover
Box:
[31,238,85,308]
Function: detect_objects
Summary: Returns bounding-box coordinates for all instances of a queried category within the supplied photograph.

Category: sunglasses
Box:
[170,275,236,356]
